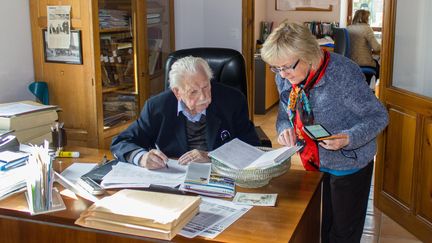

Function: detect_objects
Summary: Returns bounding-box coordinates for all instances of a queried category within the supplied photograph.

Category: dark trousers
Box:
[321,161,374,243]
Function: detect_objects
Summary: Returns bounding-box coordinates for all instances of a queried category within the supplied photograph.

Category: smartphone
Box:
[303,124,332,140]
[77,176,105,195]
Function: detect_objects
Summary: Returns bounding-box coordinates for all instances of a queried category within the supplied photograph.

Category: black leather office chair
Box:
[164,47,272,147]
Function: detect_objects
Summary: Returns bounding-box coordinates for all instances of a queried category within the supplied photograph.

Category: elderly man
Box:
[111,56,260,169]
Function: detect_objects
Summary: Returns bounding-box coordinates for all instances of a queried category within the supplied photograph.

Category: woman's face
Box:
[271,58,310,85]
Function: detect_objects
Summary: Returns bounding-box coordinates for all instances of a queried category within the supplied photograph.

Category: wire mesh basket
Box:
[211,147,291,188]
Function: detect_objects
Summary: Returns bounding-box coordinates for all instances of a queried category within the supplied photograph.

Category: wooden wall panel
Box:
[382,106,416,206]
[418,118,432,223]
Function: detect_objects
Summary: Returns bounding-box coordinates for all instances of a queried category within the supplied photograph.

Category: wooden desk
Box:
[0,147,322,243]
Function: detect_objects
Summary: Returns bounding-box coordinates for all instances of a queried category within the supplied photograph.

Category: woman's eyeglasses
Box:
[270,59,300,73]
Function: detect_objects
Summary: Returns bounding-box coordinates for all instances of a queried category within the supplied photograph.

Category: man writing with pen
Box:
[111,56,260,169]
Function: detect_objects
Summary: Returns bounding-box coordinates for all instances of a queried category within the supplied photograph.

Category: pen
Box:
[317,134,349,141]
[155,144,168,169]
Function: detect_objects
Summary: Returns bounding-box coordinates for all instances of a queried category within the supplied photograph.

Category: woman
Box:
[348,9,381,85]
[260,21,388,243]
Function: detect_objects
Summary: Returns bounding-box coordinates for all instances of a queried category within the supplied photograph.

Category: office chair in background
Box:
[28,81,49,105]
[164,47,272,147]
[333,27,378,86]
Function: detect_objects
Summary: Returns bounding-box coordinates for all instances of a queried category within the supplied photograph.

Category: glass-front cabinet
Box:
[96,0,173,135]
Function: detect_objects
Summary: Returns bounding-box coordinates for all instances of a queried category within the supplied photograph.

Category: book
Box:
[11,124,53,143]
[0,101,58,131]
[208,138,301,170]
[180,162,235,198]
[75,189,201,240]
[148,39,163,75]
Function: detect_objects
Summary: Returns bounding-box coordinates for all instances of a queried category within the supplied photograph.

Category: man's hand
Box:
[278,128,297,147]
[318,133,350,150]
[139,149,169,169]
[178,149,210,165]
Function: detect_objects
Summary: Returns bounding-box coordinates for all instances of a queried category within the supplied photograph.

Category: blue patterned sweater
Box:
[276,52,388,171]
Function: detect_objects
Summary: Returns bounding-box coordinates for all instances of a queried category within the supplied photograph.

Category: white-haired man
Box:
[111,56,260,169]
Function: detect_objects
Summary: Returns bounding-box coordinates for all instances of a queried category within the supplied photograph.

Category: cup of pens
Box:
[51,122,66,151]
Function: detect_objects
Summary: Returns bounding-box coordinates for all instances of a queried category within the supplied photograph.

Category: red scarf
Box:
[290,51,330,171]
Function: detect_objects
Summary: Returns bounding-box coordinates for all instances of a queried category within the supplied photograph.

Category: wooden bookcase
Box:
[29,0,174,148]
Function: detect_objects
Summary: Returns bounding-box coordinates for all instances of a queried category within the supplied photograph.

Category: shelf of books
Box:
[99,2,138,129]
[147,0,171,97]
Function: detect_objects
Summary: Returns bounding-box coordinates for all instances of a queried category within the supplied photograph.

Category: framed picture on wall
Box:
[43,29,83,64]
[276,0,333,11]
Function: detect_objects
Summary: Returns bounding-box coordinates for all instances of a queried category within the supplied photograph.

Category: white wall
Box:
[174,0,242,52]
[265,0,340,26]
[0,0,34,103]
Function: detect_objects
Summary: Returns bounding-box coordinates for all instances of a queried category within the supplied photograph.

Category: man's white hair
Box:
[168,56,213,89]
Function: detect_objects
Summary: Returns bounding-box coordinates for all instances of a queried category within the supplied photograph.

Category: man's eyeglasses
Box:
[270,59,300,73]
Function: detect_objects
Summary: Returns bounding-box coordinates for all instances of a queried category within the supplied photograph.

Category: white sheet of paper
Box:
[208,138,264,169]
[60,163,97,184]
[101,160,187,188]
[0,151,28,163]
[179,197,252,238]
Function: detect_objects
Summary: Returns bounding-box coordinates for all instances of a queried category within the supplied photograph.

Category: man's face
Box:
[173,70,212,115]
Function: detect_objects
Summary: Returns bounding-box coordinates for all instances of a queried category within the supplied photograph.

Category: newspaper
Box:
[179,197,252,238]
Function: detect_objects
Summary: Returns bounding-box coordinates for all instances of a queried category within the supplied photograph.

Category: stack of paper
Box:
[208,138,301,169]
[26,141,58,214]
[180,163,235,198]
[0,165,28,200]
[0,101,58,145]
[75,189,201,240]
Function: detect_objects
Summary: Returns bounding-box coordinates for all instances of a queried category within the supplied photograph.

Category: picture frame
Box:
[275,0,333,11]
[43,29,83,64]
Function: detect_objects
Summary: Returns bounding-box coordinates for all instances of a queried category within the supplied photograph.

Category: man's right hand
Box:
[278,128,297,147]
[139,149,169,169]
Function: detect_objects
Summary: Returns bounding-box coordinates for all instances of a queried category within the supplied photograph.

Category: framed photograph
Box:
[43,29,83,64]
[276,0,333,11]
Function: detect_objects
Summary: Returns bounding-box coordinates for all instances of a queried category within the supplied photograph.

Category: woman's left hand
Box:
[318,133,350,150]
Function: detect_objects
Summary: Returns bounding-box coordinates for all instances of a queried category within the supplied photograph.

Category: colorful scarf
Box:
[287,51,330,171]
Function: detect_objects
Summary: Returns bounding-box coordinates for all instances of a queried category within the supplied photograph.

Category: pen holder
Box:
[51,128,67,151]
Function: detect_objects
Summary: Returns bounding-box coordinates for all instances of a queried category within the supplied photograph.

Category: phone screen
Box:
[303,124,331,140]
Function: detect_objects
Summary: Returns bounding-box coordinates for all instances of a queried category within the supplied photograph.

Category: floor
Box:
[253,105,422,243]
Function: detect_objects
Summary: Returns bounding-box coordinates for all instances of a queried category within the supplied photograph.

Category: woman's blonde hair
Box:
[352,10,370,24]
[260,21,322,68]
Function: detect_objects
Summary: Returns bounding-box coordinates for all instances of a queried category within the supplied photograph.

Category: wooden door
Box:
[375,0,432,242]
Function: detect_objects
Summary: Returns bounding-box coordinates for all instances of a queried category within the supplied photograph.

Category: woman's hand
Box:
[178,149,210,165]
[318,133,350,150]
[278,128,297,147]
[139,149,169,169]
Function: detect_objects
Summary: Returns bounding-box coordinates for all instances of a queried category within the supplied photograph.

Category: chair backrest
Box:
[333,27,350,58]
[164,48,248,98]
[28,81,49,105]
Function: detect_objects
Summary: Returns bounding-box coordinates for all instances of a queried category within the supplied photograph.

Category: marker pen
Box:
[56,151,80,158]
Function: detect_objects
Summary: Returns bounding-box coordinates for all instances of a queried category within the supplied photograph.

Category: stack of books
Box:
[75,189,201,240]
[0,101,58,145]
[180,163,235,198]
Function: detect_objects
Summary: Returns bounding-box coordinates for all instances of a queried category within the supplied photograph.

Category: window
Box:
[348,0,384,31]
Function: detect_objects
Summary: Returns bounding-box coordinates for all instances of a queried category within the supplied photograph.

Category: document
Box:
[208,138,301,169]
[101,160,187,188]
[233,192,278,206]
[179,197,252,238]
[60,162,97,184]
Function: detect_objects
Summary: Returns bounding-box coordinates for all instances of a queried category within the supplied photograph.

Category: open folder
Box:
[208,138,301,169]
